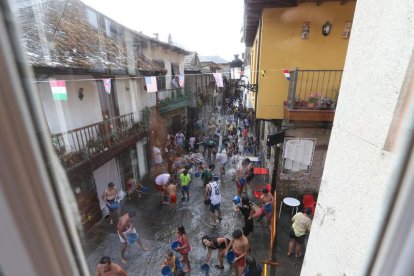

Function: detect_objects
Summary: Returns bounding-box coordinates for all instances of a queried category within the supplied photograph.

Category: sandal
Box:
[287,252,293,256]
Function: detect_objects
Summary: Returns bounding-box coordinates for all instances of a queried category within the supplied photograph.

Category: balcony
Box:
[51,110,149,171]
[284,69,343,122]
[159,88,190,113]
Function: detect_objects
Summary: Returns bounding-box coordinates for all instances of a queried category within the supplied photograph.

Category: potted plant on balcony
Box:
[307,94,320,109]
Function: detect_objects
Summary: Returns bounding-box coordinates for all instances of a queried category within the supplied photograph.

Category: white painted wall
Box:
[301,1,414,275]
[136,141,148,177]
[93,158,121,210]
[116,77,137,116]
[38,75,102,134]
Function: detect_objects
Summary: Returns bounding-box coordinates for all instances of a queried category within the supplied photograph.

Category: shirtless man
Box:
[225,229,249,276]
[117,211,148,264]
[102,182,120,224]
[95,256,127,276]
[259,188,274,232]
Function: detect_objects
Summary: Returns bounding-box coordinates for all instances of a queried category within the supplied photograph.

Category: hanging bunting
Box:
[179,75,185,87]
[50,80,68,101]
[102,78,112,94]
[144,76,158,92]
[213,73,223,88]
[283,69,291,80]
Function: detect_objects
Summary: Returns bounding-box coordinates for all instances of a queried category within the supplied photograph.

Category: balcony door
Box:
[97,78,119,120]
[172,114,181,134]
[97,78,120,143]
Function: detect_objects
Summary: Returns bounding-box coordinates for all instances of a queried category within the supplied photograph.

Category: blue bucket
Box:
[141,186,149,192]
[212,175,219,181]
[161,265,172,276]
[233,195,241,205]
[171,241,180,251]
[200,263,210,273]
[126,232,139,244]
[194,171,201,177]
[226,251,236,264]
[108,202,119,210]
[265,203,273,213]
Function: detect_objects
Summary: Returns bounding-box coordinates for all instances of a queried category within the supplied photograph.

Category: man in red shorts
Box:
[155,173,170,205]
[225,229,249,276]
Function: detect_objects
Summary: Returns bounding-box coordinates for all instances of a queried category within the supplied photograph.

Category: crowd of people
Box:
[95,98,312,275]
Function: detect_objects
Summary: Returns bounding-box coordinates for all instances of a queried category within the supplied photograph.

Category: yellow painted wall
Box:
[253,1,356,119]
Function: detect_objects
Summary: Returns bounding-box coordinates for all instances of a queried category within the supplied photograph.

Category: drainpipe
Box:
[254,19,262,152]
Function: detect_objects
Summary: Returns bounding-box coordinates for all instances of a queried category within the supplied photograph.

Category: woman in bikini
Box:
[201,235,230,270]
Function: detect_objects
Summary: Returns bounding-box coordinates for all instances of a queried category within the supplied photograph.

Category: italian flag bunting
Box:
[50,80,68,101]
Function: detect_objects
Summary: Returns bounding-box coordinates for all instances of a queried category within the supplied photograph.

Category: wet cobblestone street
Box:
[84,111,304,275]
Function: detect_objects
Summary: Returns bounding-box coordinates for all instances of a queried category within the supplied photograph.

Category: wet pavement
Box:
[84,111,305,275]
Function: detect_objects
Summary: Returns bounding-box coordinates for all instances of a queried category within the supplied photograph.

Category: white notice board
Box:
[280,138,316,181]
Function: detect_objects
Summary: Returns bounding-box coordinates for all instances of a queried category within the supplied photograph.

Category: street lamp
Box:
[230,54,258,93]
[230,54,243,80]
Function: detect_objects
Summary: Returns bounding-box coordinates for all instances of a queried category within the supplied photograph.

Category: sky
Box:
[81,0,245,62]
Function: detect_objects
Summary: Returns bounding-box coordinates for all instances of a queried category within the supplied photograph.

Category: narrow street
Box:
[84,108,304,275]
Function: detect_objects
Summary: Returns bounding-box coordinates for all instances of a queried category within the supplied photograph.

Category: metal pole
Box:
[290,67,299,110]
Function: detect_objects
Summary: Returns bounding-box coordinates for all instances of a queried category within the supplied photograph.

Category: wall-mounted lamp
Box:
[322,21,332,36]
[301,22,310,39]
[342,21,352,39]
[78,88,84,101]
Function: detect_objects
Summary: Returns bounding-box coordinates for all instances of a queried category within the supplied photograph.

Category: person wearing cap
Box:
[95,256,127,276]
[287,208,312,258]
[117,210,148,264]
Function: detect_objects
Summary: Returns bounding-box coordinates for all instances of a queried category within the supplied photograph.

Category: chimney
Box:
[168,33,172,44]
[153,33,159,40]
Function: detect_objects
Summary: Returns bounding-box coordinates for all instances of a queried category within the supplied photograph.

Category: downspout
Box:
[255,19,263,152]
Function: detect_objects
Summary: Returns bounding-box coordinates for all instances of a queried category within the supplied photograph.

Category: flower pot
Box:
[307,102,315,109]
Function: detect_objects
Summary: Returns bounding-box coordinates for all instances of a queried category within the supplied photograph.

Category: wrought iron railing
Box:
[51,111,148,168]
[286,68,343,110]
[160,89,191,113]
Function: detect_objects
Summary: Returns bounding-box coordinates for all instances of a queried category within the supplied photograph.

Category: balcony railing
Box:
[286,69,343,111]
[159,88,190,113]
[51,110,149,169]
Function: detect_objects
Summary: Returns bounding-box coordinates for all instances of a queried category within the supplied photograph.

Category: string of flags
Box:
[48,69,292,100]
[213,73,223,88]
[50,80,68,101]
[283,70,291,80]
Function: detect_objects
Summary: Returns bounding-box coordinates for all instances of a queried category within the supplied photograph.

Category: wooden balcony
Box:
[284,105,335,122]
[51,111,149,173]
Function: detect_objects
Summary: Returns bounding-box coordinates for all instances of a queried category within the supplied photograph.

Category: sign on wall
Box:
[280,138,316,181]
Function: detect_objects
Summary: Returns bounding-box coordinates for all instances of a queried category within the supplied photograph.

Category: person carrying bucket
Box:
[102,182,120,225]
[175,225,192,273]
[225,229,250,276]
[201,235,230,270]
[117,211,148,264]
[162,249,183,276]
[258,188,274,233]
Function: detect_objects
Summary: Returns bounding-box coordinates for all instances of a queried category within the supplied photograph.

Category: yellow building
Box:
[245,0,356,120]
